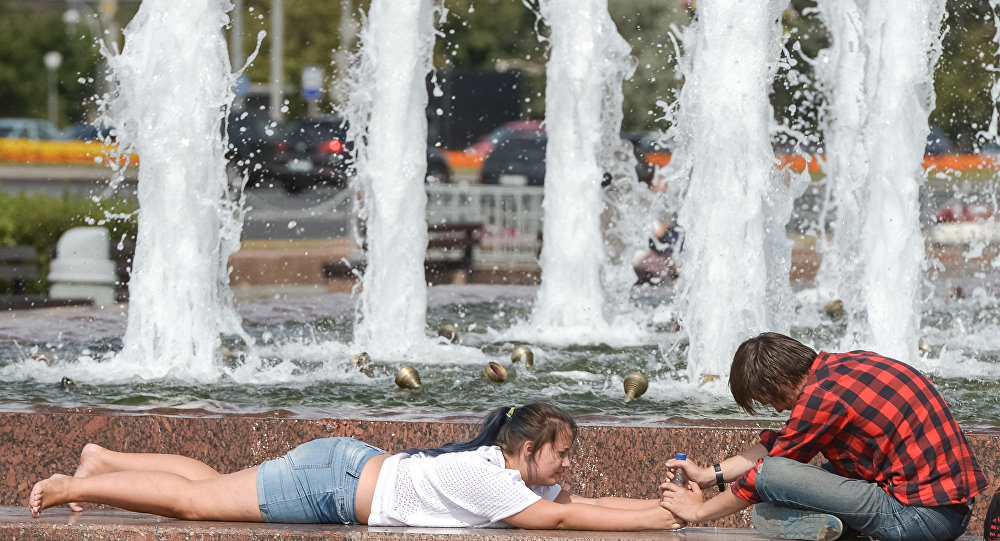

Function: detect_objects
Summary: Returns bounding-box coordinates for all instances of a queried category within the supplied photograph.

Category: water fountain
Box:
[0,1,997,428]
[660,0,802,383]
[100,0,252,380]
[3,3,1000,532]
[816,0,946,359]
[345,0,436,357]
[529,0,646,341]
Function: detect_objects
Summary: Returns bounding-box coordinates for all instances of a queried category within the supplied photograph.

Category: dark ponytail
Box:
[399,402,577,457]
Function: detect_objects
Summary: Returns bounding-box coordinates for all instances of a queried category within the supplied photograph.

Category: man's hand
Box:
[663,457,713,489]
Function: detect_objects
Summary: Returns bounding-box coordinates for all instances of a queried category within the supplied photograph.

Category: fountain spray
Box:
[531,0,643,339]
[103,0,251,379]
[346,0,438,356]
[662,1,797,383]
[816,0,946,358]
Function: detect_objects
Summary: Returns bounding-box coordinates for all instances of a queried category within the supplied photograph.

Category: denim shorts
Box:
[256,437,384,523]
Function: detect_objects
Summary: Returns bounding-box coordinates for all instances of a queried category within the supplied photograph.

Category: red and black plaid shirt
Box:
[732,350,988,507]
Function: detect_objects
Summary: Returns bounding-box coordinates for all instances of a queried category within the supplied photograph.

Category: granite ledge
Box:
[0,508,983,541]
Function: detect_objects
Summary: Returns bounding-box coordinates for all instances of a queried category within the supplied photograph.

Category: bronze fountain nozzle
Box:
[623,371,648,403]
[510,346,534,368]
[484,361,508,383]
[351,352,372,368]
[824,299,845,320]
[438,324,459,344]
[395,366,421,389]
[699,373,720,386]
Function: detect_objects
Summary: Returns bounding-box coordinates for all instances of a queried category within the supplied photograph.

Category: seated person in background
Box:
[30,402,683,531]
[633,218,682,285]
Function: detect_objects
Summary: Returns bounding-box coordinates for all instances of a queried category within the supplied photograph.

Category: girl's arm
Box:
[503,498,684,531]
[555,489,660,510]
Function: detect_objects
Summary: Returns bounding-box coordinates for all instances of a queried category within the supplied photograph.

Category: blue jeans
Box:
[754,456,971,541]
[256,437,384,523]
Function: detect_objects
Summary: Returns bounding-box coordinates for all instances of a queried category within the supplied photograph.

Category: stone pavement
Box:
[0,508,982,540]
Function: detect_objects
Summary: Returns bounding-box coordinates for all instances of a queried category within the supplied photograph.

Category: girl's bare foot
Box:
[67,443,104,512]
[28,474,71,518]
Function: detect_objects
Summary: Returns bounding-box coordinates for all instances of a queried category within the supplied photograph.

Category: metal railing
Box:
[425,184,544,267]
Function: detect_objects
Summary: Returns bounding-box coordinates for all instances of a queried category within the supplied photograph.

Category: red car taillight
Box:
[320,139,344,154]
[275,141,288,152]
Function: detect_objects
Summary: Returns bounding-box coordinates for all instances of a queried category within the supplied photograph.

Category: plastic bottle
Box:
[672,453,687,487]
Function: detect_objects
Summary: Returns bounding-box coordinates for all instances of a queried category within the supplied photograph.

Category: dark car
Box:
[63,121,114,141]
[479,130,655,187]
[226,108,282,186]
[269,116,351,193]
[478,130,548,185]
[271,115,452,194]
[926,126,952,155]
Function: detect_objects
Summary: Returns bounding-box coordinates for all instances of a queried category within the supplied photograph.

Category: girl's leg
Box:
[68,443,221,512]
[30,466,262,522]
[75,443,221,479]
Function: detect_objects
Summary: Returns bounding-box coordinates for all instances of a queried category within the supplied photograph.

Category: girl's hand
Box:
[659,478,704,524]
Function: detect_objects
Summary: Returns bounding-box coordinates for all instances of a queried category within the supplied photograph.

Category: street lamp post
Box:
[44,51,63,128]
[63,1,106,102]
[63,0,121,105]
[269,0,284,123]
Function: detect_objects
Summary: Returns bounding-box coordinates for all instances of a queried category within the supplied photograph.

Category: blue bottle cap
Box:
[676,453,687,460]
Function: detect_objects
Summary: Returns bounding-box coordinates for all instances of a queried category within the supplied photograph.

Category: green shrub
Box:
[0,192,137,294]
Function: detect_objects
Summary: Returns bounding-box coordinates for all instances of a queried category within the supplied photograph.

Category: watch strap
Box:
[714,462,726,492]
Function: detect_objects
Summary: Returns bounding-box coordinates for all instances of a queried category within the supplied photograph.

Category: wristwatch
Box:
[714,463,726,492]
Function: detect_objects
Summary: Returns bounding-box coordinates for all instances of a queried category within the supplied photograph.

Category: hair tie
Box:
[506,406,515,419]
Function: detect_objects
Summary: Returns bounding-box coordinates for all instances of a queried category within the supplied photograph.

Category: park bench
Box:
[322,222,483,283]
[0,245,92,310]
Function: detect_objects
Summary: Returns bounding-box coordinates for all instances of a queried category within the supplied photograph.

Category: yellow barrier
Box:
[7,138,999,175]
[0,138,137,167]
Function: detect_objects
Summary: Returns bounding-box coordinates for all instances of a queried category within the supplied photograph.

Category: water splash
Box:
[662,1,797,383]
[531,0,646,340]
[816,1,946,358]
[101,0,251,380]
[813,0,869,350]
[346,0,438,356]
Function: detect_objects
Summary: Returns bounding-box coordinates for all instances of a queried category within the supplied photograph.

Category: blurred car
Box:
[424,147,452,184]
[270,115,353,193]
[271,115,452,194]
[0,118,63,140]
[63,121,114,141]
[926,126,952,155]
[478,129,547,185]
[465,120,545,162]
[226,108,282,186]
[479,129,655,187]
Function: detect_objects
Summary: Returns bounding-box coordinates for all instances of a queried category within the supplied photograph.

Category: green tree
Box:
[932,0,997,151]
[238,0,369,119]
[610,0,692,134]
[0,1,106,127]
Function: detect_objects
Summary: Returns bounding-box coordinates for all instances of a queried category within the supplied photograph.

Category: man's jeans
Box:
[754,456,972,541]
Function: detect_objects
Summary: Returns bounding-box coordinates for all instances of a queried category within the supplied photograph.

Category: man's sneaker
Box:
[752,502,843,541]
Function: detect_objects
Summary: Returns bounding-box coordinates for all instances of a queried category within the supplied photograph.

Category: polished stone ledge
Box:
[0,508,982,541]
[1,409,995,536]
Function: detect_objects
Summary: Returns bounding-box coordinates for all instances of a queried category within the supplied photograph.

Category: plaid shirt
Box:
[732,350,988,507]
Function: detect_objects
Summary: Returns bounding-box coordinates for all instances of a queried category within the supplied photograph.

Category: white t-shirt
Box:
[367,445,562,528]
